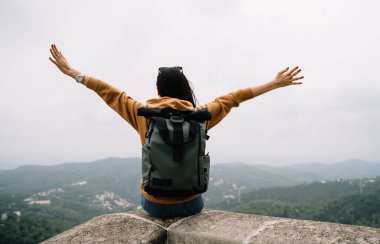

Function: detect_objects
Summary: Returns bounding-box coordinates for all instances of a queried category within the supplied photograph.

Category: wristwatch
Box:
[75,74,85,83]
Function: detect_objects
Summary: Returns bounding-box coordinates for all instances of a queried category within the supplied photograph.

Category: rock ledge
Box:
[42,209,380,243]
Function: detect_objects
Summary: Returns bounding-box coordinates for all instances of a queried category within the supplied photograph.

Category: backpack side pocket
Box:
[142,145,152,188]
[199,154,210,192]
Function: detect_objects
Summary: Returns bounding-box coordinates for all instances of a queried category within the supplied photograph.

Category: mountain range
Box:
[1,157,380,243]
[1,157,380,205]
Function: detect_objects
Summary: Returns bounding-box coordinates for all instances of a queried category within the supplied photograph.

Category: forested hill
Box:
[209,177,380,228]
[1,157,380,243]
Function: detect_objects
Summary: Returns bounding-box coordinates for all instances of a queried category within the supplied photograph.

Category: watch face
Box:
[76,75,84,83]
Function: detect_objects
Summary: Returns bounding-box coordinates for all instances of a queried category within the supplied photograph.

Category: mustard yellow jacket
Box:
[83,76,257,204]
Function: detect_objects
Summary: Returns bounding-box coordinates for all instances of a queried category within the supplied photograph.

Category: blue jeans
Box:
[140,194,204,219]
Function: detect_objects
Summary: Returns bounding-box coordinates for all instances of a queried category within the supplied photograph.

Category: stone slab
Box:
[248,218,380,244]
[167,210,380,244]
[167,209,277,243]
[41,212,166,244]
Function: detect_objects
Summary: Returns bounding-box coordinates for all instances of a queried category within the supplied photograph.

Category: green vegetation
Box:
[0,203,107,244]
[0,158,141,243]
[1,158,379,243]
[316,189,380,226]
[0,196,125,244]
[209,177,380,228]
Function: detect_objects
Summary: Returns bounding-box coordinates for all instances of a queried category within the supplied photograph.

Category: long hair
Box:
[156,67,198,107]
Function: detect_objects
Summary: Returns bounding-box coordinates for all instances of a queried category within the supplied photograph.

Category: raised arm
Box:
[201,66,304,130]
[49,44,142,130]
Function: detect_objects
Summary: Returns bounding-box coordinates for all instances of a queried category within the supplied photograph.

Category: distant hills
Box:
[1,157,379,206]
[1,157,380,243]
[278,158,380,180]
[0,157,142,202]
[1,157,380,196]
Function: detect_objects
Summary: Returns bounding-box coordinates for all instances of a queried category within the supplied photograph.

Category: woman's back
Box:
[81,74,257,204]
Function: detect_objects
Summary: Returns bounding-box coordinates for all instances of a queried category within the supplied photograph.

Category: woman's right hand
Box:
[272,66,304,88]
[49,44,79,78]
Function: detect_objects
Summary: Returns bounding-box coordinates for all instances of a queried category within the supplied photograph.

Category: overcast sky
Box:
[1,0,379,169]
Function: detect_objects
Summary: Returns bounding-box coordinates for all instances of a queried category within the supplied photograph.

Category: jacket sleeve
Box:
[83,75,142,131]
[200,87,255,130]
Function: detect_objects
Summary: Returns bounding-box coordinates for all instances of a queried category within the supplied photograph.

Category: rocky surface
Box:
[42,209,380,244]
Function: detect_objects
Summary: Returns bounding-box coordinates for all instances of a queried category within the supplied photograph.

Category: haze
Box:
[1,0,379,169]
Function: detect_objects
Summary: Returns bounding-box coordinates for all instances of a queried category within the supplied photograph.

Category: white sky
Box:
[1,0,379,169]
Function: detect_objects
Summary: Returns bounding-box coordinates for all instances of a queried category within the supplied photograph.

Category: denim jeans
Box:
[140,194,204,219]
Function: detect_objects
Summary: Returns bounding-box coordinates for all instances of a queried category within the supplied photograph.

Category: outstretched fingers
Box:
[287,66,304,84]
[49,43,73,76]
[291,75,304,85]
[287,66,299,76]
[290,68,302,77]
[278,67,289,75]
[50,44,63,61]
[52,44,60,55]
[50,46,60,61]
[49,57,58,65]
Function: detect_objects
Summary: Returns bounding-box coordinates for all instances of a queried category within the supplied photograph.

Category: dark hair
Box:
[156,67,198,107]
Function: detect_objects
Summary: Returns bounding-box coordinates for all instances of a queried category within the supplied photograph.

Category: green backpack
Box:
[137,107,211,197]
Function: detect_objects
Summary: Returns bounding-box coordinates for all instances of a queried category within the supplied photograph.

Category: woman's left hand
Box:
[49,44,77,77]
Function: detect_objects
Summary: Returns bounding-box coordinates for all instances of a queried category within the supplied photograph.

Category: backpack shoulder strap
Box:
[151,117,171,143]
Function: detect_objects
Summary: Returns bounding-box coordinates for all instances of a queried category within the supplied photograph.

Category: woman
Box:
[49,44,304,218]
